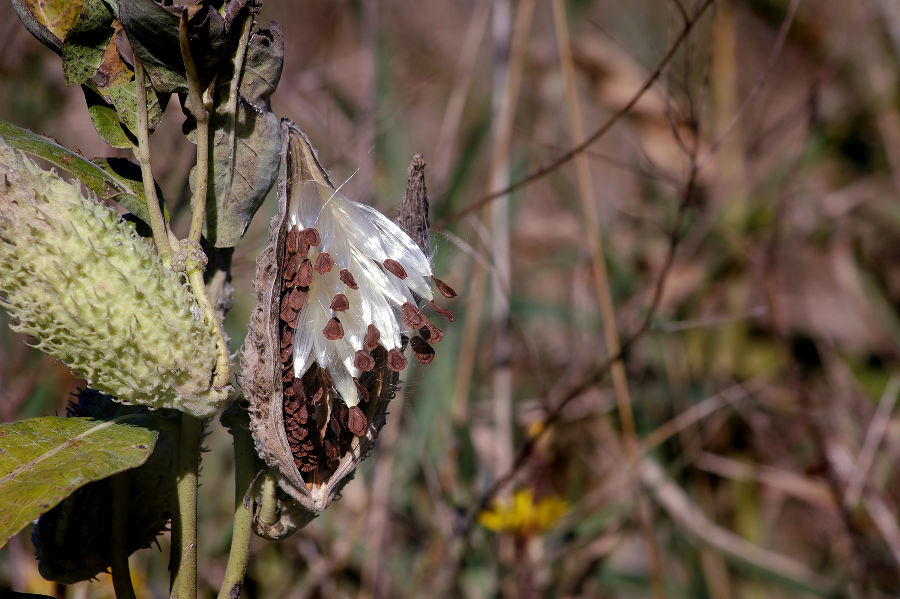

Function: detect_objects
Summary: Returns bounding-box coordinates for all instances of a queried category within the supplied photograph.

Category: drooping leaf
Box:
[0,416,158,547]
[91,156,167,224]
[91,24,133,91]
[82,84,137,147]
[10,0,83,52]
[32,391,176,584]
[118,0,228,94]
[190,22,284,247]
[60,0,116,86]
[0,119,164,225]
[106,78,167,136]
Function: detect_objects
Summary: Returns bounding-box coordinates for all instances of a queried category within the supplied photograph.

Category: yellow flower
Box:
[478,489,569,536]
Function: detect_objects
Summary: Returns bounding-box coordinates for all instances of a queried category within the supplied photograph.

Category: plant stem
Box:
[550,1,665,596]
[111,474,137,599]
[133,59,172,266]
[187,265,231,390]
[257,470,278,527]
[217,420,256,599]
[179,11,213,244]
[171,414,202,599]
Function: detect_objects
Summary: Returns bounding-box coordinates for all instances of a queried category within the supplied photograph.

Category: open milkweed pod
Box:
[240,121,456,518]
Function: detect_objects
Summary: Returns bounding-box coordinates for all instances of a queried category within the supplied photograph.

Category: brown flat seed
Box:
[286,227,300,254]
[339,268,359,289]
[432,276,457,298]
[419,321,444,343]
[354,349,375,372]
[387,348,408,372]
[330,293,349,311]
[323,317,344,340]
[280,345,292,362]
[314,252,335,274]
[280,300,298,324]
[383,258,407,279]
[429,300,456,322]
[364,324,380,351]
[410,336,435,364]
[288,287,308,310]
[301,227,321,247]
[401,302,426,328]
[294,259,313,287]
[348,406,368,436]
[282,253,301,282]
[281,328,293,347]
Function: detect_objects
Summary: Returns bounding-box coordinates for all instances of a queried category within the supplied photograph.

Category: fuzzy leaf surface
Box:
[0,416,158,547]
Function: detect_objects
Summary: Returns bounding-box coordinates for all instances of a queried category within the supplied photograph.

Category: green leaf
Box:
[105,78,168,137]
[60,0,116,86]
[81,78,168,150]
[0,119,164,225]
[82,84,137,147]
[10,0,83,52]
[0,416,158,547]
[91,156,167,225]
[0,119,133,196]
[193,23,284,247]
[118,0,227,94]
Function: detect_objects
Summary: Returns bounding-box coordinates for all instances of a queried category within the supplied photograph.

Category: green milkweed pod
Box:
[0,139,229,417]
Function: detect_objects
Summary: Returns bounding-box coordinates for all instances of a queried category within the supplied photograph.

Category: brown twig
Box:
[458,118,700,538]
[433,0,714,230]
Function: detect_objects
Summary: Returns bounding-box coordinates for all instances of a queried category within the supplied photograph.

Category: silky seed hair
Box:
[283,137,455,409]
[241,122,457,513]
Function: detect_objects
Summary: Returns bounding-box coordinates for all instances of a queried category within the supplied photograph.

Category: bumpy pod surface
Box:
[0,140,227,417]
[240,122,455,519]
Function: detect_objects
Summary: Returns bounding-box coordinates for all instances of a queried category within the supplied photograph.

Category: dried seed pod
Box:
[242,122,456,518]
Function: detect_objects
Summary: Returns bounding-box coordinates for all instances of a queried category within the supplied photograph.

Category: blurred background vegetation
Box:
[2,0,900,597]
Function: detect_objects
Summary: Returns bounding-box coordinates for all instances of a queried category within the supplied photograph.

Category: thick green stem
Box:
[217,420,256,599]
[171,414,203,599]
[111,474,137,599]
[188,95,211,244]
[180,11,213,244]
[257,471,278,527]
[187,265,231,390]
[133,59,172,266]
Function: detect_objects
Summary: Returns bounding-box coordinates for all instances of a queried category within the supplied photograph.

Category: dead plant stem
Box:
[551,1,664,595]
[435,0,714,230]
